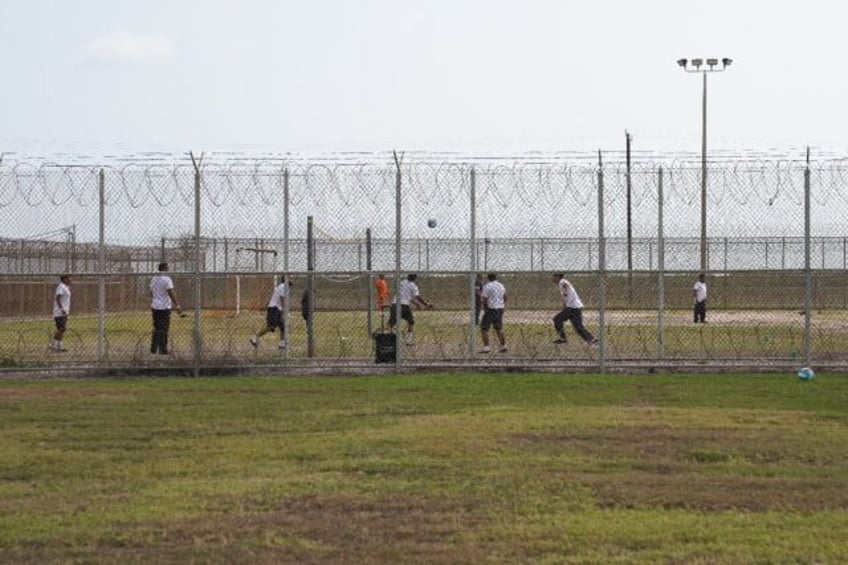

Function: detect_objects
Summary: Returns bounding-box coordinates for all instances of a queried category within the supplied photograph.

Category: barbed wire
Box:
[0,158,845,247]
[1,159,843,207]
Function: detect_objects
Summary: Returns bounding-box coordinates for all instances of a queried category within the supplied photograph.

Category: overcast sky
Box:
[2,0,846,159]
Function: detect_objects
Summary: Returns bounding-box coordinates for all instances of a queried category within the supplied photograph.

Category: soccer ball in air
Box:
[427,218,437,228]
[797,367,815,381]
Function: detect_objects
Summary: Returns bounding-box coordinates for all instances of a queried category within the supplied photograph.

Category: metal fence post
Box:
[469,167,477,359]
[597,151,606,372]
[393,151,403,369]
[804,148,812,364]
[97,168,105,361]
[626,131,633,301]
[190,153,203,378]
[306,216,315,358]
[282,168,290,359]
[657,166,665,359]
[366,228,373,339]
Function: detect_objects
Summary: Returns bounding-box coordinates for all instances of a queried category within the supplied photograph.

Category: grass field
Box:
[1,373,847,563]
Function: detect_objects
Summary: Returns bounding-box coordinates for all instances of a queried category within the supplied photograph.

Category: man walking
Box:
[693,273,708,323]
[251,275,289,349]
[49,274,72,352]
[479,273,507,353]
[551,273,597,345]
[150,262,182,355]
[387,273,432,345]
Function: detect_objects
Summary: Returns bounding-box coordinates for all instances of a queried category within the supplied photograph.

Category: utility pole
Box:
[677,57,733,272]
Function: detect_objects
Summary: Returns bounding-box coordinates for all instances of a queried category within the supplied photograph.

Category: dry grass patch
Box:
[106,495,488,565]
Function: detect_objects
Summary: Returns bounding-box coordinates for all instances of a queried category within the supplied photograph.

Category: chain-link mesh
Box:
[1,156,846,373]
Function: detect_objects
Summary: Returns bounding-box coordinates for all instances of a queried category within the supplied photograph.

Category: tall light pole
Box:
[677,57,732,272]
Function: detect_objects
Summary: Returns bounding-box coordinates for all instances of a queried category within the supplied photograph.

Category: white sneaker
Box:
[278,340,287,349]
[499,346,508,353]
[479,346,491,353]
[249,337,258,348]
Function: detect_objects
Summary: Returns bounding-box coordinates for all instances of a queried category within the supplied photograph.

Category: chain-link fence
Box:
[1,154,846,374]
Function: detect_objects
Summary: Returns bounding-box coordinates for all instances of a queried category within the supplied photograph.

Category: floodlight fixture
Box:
[678,56,733,74]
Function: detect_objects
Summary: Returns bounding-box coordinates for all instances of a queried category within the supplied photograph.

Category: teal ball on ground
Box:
[797,367,815,381]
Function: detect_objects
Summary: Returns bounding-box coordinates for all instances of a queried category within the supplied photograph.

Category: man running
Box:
[251,275,289,349]
[551,273,597,345]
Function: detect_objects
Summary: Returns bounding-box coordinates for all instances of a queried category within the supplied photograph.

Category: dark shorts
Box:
[265,307,284,331]
[480,309,504,331]
[388,304,414,326]
[54,316,67,331]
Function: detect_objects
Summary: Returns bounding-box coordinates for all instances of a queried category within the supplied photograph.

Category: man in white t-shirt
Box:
[49,275,72,352]
[251,275,289,349]
[387,273,432,345]
[552,273,597,345]
[479,273,507,353]
[149,262,182,354]
[693,273,707,323]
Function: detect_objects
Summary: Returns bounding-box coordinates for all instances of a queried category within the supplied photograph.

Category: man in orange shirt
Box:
[375,274,390,311]
[375,274,390,330]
